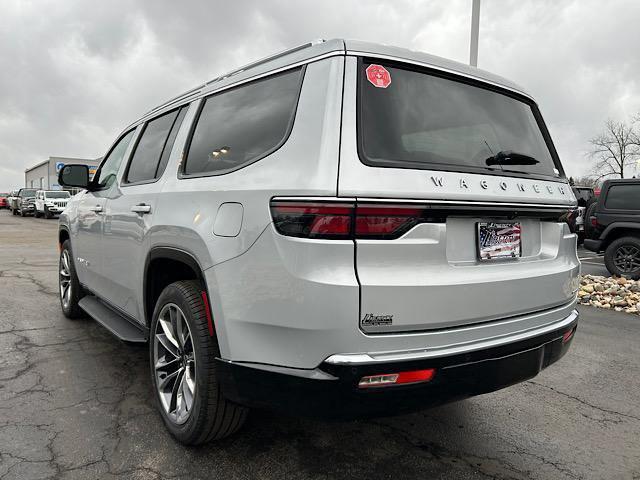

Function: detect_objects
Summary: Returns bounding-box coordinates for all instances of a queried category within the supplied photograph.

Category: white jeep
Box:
[35,190,71,218]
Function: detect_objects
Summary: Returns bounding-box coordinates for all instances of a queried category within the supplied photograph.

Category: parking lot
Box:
[0,209,638,480]
[576,247,608,277]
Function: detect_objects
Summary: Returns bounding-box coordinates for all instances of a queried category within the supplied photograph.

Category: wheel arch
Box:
[58,227,70,249]
[143,247,210,328]
[601,223,640,249]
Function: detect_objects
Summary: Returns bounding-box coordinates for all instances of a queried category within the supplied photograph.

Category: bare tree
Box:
[571,176,600,188]
[588,119,640,179]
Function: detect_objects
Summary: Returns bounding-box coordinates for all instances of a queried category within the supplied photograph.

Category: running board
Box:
[78,296,148,343]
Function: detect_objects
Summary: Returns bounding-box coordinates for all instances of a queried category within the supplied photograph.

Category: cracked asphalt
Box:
[0,209,639,480]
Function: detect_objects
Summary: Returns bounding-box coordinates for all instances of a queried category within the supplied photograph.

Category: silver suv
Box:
[57,39,580,445]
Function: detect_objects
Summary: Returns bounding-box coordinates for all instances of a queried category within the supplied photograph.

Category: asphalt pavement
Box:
[577,245,609,277]
[0,210,638,480]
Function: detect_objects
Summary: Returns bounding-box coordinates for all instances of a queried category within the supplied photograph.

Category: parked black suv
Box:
[584,179,640,279]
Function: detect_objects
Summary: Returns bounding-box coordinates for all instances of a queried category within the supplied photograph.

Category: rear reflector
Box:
[358,368,436,388]
[562,326,576,344]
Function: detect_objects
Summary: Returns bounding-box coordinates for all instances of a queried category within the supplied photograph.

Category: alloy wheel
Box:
[613,244,640,274]
[154,303,196,425]
[59,250,72,309]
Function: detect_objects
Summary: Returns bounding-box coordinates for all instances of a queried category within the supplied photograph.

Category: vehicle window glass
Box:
[184,67,303,176]
[605,185,640,210]
[95,130,136,189]
[20,189,37,197]
[46,191,70,198]
[126,108,180,183]
[359,61,559,179]
[155,106,188,179]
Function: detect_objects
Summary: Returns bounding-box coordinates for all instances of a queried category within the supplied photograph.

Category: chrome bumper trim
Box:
[324,309,579,365]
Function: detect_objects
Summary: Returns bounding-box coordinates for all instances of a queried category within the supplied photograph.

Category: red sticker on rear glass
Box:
[366,64,392,88]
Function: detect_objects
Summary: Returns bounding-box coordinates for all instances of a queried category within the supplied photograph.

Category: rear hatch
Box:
[339,57,579,333]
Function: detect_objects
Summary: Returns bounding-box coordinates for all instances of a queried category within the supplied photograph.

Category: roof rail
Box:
[144,39,325,117]
[145,84,205,116]
[205,39,325,86]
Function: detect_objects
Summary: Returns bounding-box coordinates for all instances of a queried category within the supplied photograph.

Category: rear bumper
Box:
[216,310,578,418]
[583,239,602,252]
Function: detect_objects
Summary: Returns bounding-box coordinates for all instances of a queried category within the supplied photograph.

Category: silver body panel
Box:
[60,40,579,371]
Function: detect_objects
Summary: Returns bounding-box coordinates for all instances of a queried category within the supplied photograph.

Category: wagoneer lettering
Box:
[56,39,579,445]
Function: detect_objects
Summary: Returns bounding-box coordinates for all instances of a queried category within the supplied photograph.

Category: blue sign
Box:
[55,162,65,172]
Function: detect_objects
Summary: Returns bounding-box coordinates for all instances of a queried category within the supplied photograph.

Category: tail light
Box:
[270,200,444,240]
[358,368,436,388]
[269,202,353,239]
[355,204,435,239]
[590,216,598,227]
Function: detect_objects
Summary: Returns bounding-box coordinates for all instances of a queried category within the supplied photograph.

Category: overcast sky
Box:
[1,0,639,191]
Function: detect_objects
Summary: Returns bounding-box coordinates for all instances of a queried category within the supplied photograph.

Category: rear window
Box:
[183,67,303,176]
[358,61,561,180]
[605,185,640,210]
[20,189,37,197]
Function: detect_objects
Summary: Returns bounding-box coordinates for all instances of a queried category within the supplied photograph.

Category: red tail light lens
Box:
[270,202,354,239]
[271,200,444,240]
[355,204,428,239]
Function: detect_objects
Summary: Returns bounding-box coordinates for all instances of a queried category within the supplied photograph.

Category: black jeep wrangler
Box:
[584,179,640,279]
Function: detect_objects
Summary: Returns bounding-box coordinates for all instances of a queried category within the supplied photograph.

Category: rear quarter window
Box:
[182,67,304,176]
[604,185,640,210]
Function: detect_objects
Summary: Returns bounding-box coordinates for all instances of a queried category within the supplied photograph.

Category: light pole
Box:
[470,0,481,67]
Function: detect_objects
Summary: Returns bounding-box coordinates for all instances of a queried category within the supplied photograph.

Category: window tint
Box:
[184,67,303,176]
[126,108,181,183]
[605,185,640,210]
[155,106,188,179]
[95,130,135,189]
[46,191,70,198]
[359,61,559,179]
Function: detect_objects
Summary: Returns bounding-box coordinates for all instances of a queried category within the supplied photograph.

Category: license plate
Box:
[477,222,521,260]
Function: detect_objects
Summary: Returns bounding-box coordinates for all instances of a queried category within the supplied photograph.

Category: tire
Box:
[20,209,25,217]
[34,210,41,218]
[59,240,85,318]
[150,280,248,445]
[604,236,640,280]
[45,210,52,219]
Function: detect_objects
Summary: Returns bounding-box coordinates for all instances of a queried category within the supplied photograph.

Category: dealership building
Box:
[24,156,101,190]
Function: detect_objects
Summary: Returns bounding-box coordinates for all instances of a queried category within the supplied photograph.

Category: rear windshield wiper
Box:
[485,150,540,167]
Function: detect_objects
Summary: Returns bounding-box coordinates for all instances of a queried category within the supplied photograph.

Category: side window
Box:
[183,67,303,176]
[605,185,640,210]
[155,106,188,179]
[125,106,186,184]
[94,130,136,189]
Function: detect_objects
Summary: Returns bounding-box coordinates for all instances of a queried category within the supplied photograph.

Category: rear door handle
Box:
[90,205,103,213]
[131,204,151,214]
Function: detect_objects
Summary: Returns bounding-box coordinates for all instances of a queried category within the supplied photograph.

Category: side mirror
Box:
[58,165,90,189]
